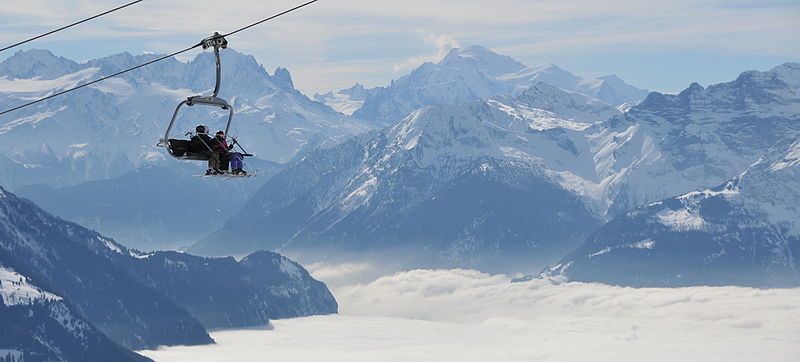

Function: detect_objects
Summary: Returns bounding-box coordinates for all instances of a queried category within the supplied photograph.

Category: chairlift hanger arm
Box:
[201,32,228,98]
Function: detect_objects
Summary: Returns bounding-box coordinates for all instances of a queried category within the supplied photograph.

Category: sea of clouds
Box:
[142,267,800,361]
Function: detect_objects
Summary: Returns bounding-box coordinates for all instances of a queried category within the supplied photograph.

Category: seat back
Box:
[168,139,210,161]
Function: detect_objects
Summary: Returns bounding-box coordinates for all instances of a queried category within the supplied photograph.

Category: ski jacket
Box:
[190,134,215,152]
[211,136,233,153]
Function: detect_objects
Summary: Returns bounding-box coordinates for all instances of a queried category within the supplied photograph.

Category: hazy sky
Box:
[1,0,798,95]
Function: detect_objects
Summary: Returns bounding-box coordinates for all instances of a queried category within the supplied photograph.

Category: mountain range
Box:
[190,82,622,269]
[316,46,648,125]
[0,46,651,254]
[2,45,799,286]
[0,48,375,190]
[548,135,800,287]
[194,62,800,278]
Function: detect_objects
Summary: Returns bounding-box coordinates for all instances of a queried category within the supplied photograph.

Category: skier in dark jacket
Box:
[190,125,221,175]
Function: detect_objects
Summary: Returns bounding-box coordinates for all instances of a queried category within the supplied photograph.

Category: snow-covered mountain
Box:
[594,62,800,216]
[190,83,618,270]
[548,136,800,287]
[491,61,800,220]
[0,266,150,361]
[0,186,211,349]
[0,48,375,189]
[192,62,800,272]
[314,83,371,117]
[0,185,337,351]
[501,65,649,107]
[96,249,338,328]
[343,45,647,124]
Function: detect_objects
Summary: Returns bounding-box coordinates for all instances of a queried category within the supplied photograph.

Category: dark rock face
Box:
[0,186,338,352]
[0,188,212,349]
[110,250,338,328]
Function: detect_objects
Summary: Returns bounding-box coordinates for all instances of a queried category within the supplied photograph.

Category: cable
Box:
[0,0,320,117]
[0,0,145,53]
[0,44,201,117]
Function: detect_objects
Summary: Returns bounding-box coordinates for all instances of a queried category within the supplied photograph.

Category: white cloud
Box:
[334,269,800,325]
[393,32,461,74]
[142,268,800,361]
[305,261,375,288]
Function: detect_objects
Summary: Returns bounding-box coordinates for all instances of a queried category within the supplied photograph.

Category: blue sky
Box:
[1,0,798,95]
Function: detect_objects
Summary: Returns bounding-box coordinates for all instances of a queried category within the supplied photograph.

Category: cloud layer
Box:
[143,268,800,361]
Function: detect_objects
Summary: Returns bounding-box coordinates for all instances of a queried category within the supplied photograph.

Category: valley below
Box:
[140,267,800,361]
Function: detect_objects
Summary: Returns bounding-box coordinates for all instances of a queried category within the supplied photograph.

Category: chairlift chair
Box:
[158,32,234,161]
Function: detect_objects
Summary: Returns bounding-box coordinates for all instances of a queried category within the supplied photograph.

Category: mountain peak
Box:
[3,48,58,62]
[768,62,800,87]
[348,83,366,92]
[679,82,705,97]
[599,74,623,83]
[272,66,295,90]
[525,63,570,74]
[87,52,138,72]
[440,45,526,76]
[0,48,81,80]
[341,82,370,99]
[94,51,135,63]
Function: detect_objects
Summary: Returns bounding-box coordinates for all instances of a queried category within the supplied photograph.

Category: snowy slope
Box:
[0,266,61,306]
[0,266,150,361]
[548,136,800,287]
[351,45,647,124]
[593,62,800,216]
[0,49,375,189]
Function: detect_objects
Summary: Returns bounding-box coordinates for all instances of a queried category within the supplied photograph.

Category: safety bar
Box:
[157,98,233,148]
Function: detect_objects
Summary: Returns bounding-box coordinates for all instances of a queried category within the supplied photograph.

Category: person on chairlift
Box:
[214,131,247,176]
[190,125,222,175]
[212,130,248,176]
[211,130,233,173]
